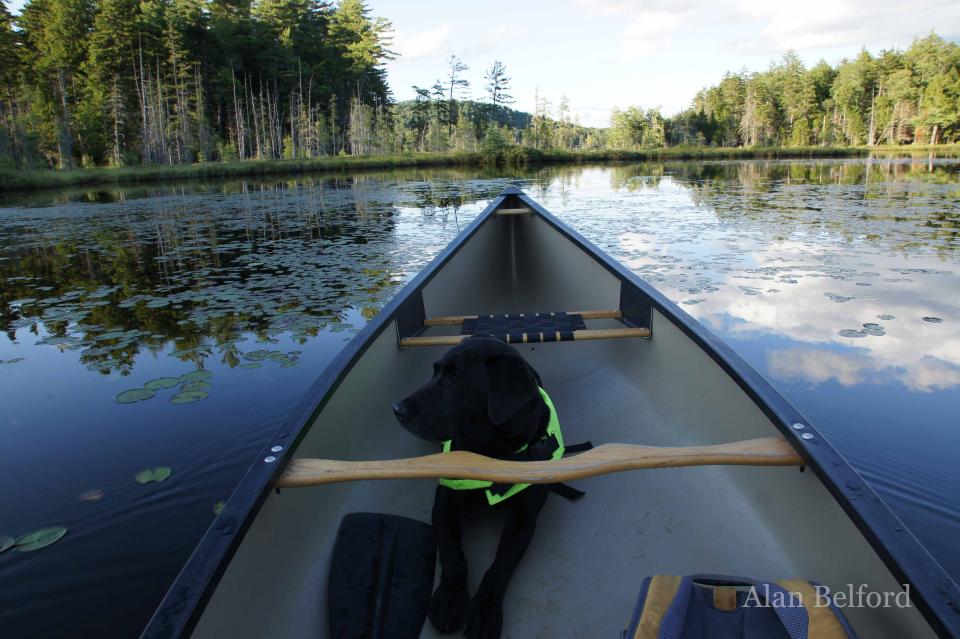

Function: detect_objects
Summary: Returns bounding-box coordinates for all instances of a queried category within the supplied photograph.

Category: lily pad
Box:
[144,377,180,391]
[15,527,67,552]
[838,329,867,338]
[3,357,24,364]
[136,467,172,484]
[877,314,895,320]
[213,501,226,516]
[922,317,943,324]
[116,388,156,404]
[240,362,261,369]
[171,390,208,404]
[0,537,14,553]
[180,380,211,392]
[179,370,213,383]
[861,323,886,336]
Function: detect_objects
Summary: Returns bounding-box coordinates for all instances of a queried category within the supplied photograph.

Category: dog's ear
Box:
[485,352,539,425]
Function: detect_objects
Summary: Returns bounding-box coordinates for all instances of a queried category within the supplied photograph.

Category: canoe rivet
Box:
[791,422,805,430]
[801,433,814,440]
[270,445,283,453]
[264,456,277,463]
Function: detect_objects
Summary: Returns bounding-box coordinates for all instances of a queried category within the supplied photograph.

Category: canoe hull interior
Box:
[188,205,933,638]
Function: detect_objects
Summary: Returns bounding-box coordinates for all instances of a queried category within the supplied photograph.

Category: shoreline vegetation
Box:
[2,145,958,192]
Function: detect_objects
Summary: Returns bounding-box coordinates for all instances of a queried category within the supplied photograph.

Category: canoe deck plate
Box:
[461,312,587,343]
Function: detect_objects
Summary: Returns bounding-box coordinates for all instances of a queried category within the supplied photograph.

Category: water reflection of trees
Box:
[0,166,532,208]
[650,159,960,256]
[602,157,958,190]
[3,175,500,375]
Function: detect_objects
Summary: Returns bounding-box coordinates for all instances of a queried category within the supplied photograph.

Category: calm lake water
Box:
[1,158,958,637]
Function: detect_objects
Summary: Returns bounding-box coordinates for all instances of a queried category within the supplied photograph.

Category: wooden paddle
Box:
[276,436,804,488]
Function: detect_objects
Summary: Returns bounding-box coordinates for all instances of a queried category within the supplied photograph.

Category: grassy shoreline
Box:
[1,145,957,192]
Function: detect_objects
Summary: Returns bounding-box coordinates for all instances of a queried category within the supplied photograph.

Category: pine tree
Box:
[19,0,95,168]
[777,52,816,146]
[444,55,468,136]
[484,60,513,122]
[81,0,139,165]
[0,3,22,166]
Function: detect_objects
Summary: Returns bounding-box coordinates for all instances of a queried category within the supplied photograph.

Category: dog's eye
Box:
[442,369,461,386]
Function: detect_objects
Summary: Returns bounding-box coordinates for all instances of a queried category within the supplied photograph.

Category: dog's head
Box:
[393,336,544,456]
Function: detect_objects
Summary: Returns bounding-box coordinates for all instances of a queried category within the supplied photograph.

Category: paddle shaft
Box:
[276,437,803,488]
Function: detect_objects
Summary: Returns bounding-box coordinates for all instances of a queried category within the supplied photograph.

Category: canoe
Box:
[142,186,959,638]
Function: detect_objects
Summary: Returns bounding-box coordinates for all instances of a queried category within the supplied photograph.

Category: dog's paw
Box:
[430,581,469,633]
[463,596,503,639]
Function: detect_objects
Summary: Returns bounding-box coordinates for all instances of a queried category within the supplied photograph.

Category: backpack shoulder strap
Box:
[777,580,857,639]
[630,575,689,639]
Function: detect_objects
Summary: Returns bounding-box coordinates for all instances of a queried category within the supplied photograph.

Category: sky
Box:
[5,0,960,127]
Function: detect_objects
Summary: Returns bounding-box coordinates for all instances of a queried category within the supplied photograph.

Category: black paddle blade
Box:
[329,513,436,639]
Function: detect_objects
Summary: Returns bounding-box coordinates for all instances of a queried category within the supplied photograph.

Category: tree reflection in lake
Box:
[0,175,513,380]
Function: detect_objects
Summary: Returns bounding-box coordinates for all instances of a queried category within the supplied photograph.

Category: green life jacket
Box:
[439,387,564,505]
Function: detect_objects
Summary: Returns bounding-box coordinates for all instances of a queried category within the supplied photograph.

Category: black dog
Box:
[393,336,554,639]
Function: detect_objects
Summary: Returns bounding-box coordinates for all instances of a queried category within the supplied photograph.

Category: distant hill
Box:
[393,99,533,130]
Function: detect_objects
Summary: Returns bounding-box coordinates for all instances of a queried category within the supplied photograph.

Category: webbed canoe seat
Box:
[625,574,857,639]
[400,309,651,346]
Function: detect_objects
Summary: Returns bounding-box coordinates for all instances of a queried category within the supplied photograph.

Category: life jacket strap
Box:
[550,482,586,501]
[564,441,593,453]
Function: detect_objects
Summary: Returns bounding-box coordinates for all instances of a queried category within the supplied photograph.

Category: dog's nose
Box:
[393,401,411,424]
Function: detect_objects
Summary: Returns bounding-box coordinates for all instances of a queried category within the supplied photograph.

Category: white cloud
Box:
[769,349,960,393]
[575,1,696,61]
[582,0,960,62]
[394,25,451,61]
[769,349,871,387]
[620,10,688,60]
[731,0,960,55]
[673,238,960,393]
[577,0,700,15]
[461,24,522,58]
[575,0,634,16]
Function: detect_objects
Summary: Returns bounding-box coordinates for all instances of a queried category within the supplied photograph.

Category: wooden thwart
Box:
[423,309,623,327]
[495,207,533,216]
[400,326,650,347]
[276,437,803,488]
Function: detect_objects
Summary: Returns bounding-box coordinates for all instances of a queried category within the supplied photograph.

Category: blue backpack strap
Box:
[778,580,858,639]
[757,581,810,639]
[625,575,687,639]
[653,576,694,639]
[624,576,653,638]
